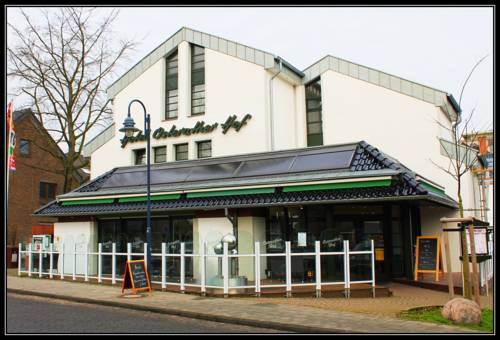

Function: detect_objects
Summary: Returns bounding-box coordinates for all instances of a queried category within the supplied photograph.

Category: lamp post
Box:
[119,99,152,280]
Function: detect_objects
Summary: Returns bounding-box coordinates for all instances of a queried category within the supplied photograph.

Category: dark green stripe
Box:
[118,194,181,203]
[419,181,446,196]
[282,179,392,193]
[62,198,115,206]
[187,187,275,198]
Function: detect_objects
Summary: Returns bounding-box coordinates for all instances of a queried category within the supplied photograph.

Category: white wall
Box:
[53,221,98,275]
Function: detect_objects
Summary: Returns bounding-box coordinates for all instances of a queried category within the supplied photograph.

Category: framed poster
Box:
[466,228,489,255]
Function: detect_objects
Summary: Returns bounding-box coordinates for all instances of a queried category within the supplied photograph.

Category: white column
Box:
[72,243,77,281]
[223,242,229,297]
[180,243,185,293]
[315,240,321,298]
[255,242,261,297]
[285,241,292,298]
[84,244,89,282]
[28,243,32,277]
[60,243,65,279]
[371,239,376,298]
[127,243,132,262]
[38,244,43,278]
[49,244,54,279]
[112,243,116,284]
[98,243,102,283]
[161,242,166,290]
[200,241,206,296]
[18,243,22,276]
[345,240,350,298]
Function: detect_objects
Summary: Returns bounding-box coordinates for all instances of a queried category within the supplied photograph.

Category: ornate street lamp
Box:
[119,99,152,280]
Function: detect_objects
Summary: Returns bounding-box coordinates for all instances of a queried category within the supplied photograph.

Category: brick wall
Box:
[7,113,81,245]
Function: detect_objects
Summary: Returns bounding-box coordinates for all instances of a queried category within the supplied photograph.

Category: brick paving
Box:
[7,275,487,333]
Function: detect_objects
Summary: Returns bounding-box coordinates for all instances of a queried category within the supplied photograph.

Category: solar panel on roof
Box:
[234,157,294,177]
[290,150,354,173]
[186,162,241,181]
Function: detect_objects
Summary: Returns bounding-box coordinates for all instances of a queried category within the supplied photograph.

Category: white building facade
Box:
[34,27,486,286]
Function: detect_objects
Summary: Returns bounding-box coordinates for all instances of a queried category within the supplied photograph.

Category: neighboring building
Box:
[34,27,485,284]
[462,130,494,224]
[7,109,89,249]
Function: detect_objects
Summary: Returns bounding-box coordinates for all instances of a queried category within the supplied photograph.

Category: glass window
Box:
[175,143,189,161]
[197,140,211,159]
[154,146,167,163]
[305,78,323,147]
[191,45,205,116]
[134,148,146,165]
[39,182,56,205]
[165,51,178,119]
[20,139,29,156]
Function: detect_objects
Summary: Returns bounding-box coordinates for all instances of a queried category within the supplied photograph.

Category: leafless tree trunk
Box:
[8,7,136,192]
[432,55,488,218]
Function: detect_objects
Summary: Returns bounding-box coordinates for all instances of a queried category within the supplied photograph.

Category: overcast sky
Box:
[7,6,494,134]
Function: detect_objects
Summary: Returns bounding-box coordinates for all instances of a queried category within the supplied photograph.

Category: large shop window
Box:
[165,51,178,119]
[305,78,323,147]
[98,217,193,281]
[191,45,205,116]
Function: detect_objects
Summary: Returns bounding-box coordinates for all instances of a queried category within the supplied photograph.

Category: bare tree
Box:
[431,55,488,218]
[8,7,136,192]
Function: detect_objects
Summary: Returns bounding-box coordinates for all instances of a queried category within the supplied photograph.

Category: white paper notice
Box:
[298,232,307,247]
[466,229,488,255]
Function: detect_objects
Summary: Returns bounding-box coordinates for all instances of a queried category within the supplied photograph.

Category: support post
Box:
[460,225,472,299]
[442,227,454,299]
[285,241,292,298]
[112,243,116,285]
[73,243,77,281]
[344,240,351,299]
[180,242,185,294]
[98,243,102,283]
[371,239,376,298]
[201,241,206,296]
[49,243,54,279]
[60,243,65,280]
[18,243,22,276]
[84,244,89,282]
[161,242,166,291]
[255,241,261,297]
[39,243,43,278]
[28,243,32,277]
[223,242,229,297]
[143,242,148,270]
[127,243,132,262]
[468,224,481,306]
[315,241,321,298]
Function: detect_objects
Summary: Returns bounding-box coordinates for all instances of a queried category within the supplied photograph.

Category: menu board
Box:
[466,228,489,255]
[414,236,441,281]
[121,260,151,294]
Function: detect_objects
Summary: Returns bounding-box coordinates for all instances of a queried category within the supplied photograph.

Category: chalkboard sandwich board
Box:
[414,236,442,282]
[122,260,152,294]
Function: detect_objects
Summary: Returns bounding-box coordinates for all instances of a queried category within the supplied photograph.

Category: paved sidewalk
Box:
[7,276,476,333]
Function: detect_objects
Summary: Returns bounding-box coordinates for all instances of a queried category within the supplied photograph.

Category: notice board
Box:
[121,260,152,294]
[414,236,442,282]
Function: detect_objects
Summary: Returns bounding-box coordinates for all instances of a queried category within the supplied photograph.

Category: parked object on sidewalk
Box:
[442,297,481,325]
[121,260,151,294]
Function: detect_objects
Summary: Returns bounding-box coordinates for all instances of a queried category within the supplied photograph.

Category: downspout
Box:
[269,58,283,151]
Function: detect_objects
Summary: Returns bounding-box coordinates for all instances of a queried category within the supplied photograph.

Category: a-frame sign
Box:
[121,260,152,294]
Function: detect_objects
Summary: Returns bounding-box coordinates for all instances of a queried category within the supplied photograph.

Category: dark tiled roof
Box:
[34,141,458,216]
[34,182,456,217]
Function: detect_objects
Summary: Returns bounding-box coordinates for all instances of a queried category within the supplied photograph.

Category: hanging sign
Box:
[414,236,442,282]
[121,260,151,294]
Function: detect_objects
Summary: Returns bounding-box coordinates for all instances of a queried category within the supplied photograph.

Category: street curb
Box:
[7,288,351,334]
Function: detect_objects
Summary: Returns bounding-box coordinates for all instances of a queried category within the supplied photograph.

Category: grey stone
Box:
[442,297,482,325]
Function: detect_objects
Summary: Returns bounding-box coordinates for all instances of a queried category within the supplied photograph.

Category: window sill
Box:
[162,117,178,121]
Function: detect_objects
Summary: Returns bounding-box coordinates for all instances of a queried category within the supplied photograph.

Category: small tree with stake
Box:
[431,55,488,301]
[7,7,136,193]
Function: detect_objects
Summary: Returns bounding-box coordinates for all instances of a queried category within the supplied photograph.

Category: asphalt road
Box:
[6,293,285,334]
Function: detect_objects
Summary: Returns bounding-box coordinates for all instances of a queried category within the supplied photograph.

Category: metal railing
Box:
[18,239,376,298]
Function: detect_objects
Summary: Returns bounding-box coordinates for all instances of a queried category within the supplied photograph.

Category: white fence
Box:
[479,239,494,295]
[18,240,376,298]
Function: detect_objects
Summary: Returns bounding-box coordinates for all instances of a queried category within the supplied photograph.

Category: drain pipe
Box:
[269,57,283,151]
